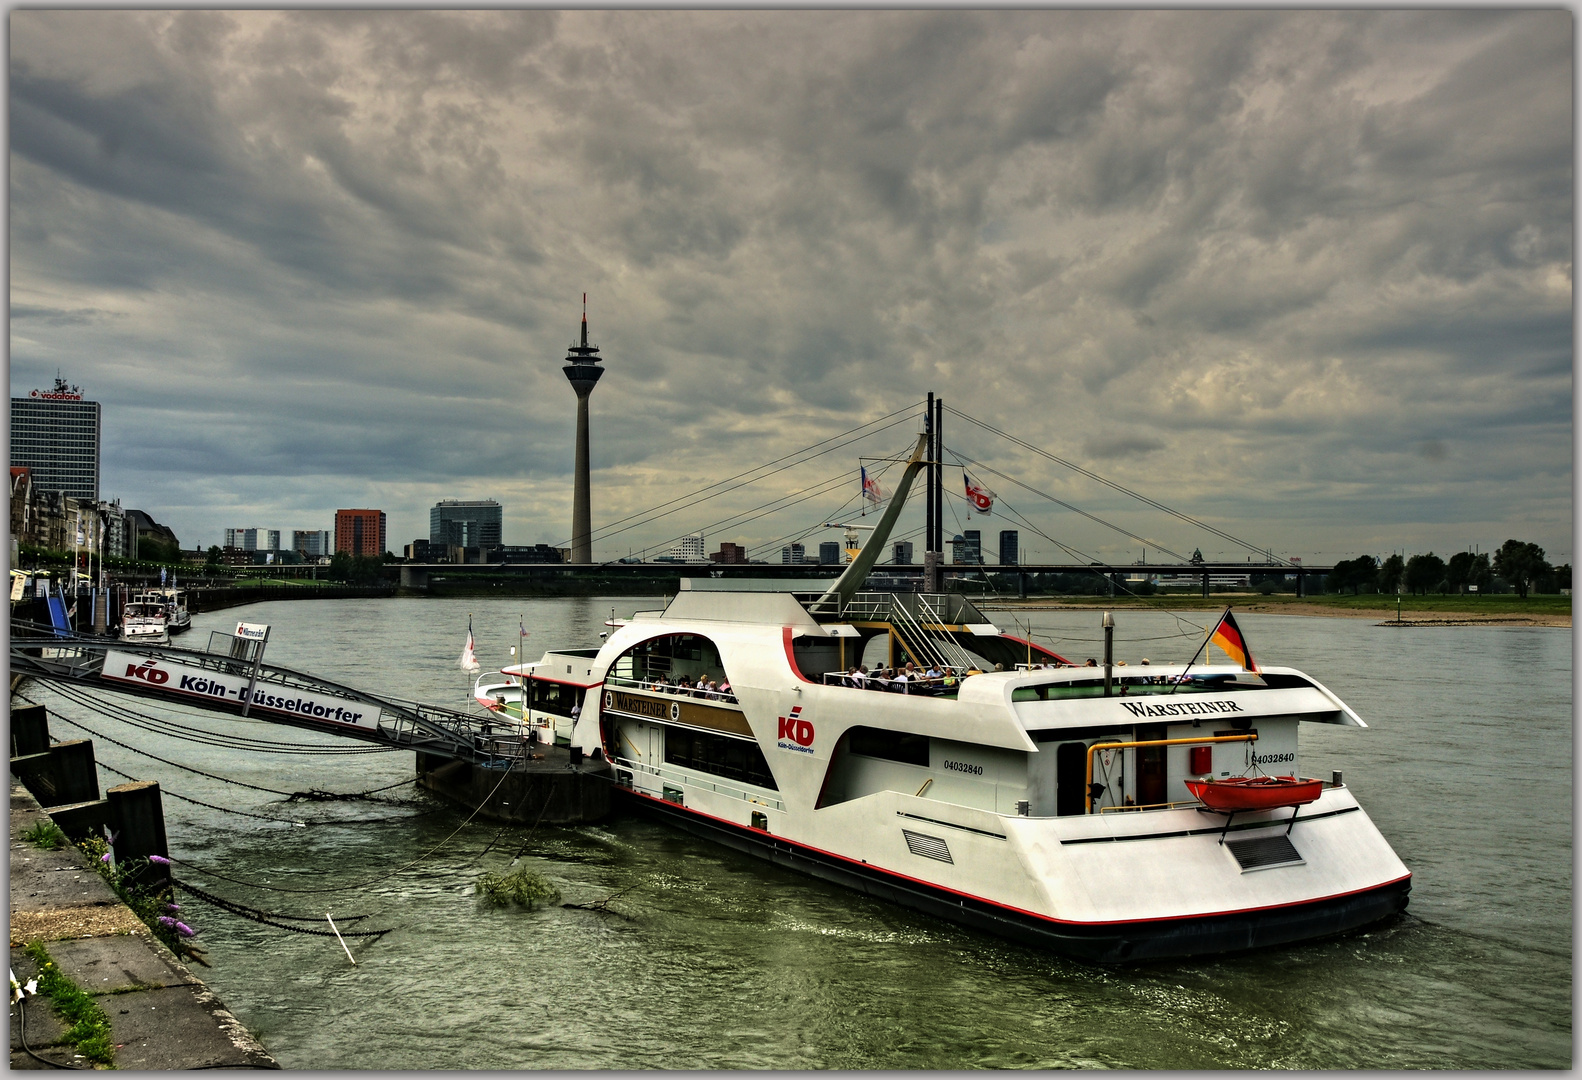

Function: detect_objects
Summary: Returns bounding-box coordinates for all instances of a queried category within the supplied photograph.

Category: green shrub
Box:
[475,866,561,908]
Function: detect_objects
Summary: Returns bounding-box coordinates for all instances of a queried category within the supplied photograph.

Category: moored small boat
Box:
[1184,775,1326,811]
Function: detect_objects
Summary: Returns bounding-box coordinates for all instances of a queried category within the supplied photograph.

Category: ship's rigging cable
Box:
[569,405,923,553]
[943,405,1290,563]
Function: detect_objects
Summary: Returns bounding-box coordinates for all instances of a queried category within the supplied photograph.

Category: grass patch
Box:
[22,820,68,849]
[22,940,116,1066]
[476,866,562,907]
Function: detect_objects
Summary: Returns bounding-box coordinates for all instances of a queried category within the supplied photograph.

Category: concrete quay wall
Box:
[8,781,278,1070]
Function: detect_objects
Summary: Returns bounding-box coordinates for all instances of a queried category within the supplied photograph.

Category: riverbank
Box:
[9,782,277,1070]
[983,594,1572,627]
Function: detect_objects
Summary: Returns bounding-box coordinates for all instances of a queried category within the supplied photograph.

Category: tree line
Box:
[1327,540,1569,599]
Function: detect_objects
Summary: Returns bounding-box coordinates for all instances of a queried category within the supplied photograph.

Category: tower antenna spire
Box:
[581,293,588,346]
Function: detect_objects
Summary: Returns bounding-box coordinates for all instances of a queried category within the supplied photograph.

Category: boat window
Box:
[614,633,727,686]
[846,726,929,767]
[527,679,581,718]
[665,727,778,790]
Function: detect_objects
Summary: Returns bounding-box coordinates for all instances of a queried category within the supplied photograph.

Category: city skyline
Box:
[8,11,1572,564]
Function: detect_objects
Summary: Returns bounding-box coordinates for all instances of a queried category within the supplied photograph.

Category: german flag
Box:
[1208,609,1259,672]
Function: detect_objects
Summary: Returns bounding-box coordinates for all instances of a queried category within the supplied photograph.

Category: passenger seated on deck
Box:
[894,668,910,694]
[1085,658,1098,667]
[852,665,868,689]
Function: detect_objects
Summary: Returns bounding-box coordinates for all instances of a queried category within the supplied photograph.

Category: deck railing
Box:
[612,755,783,812]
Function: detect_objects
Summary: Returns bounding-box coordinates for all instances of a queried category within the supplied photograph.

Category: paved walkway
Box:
[9,780,278,1070]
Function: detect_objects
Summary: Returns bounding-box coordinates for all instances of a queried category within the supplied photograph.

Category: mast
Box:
[812,432,929,614]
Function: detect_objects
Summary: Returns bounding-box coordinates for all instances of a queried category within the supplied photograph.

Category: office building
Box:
[964,530,983,564]
[335,509,387,557]
[710,542,748,564]
[781,543,806,564]
[893,541,914,565]
[293,530,332,557]
[430,499,503,549]
[10,376,101,501]
[666,534,706,562]
[225,528,280,552]
[999,530,1018,566]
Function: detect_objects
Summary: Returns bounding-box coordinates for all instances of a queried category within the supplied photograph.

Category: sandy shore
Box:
[982,599,1572,628]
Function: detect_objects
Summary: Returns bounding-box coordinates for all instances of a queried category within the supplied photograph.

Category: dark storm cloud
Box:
[8,10,1571,562]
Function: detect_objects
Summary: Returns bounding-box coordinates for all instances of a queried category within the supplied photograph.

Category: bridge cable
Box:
[572,406,923,552]
[943,404,1288,563]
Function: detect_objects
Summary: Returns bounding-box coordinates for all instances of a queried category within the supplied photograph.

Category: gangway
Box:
[10,621,522,766]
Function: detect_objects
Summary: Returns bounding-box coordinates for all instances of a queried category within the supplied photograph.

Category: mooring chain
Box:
[175,878,394,939]
[24,693,425,803]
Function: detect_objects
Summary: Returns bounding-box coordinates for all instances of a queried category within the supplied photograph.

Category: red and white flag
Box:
[964,474,994,513]
[861,466,883,505]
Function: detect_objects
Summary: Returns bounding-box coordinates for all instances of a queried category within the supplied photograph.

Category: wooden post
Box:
[10,704,50,757]
[107,781,169,887]
[12,740,99,807]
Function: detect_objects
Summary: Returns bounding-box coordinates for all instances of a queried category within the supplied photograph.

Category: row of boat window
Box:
[664,727,778,790]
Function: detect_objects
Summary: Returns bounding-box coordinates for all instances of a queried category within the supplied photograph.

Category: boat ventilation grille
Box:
[1226,834,1303,871]
[902,830,953,864]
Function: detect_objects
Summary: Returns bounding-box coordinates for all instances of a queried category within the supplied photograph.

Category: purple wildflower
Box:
[163,903,181,913]
[148,855,170,866]
[99,853,112,864]
[174,922,197,937]
[156,916,176,929]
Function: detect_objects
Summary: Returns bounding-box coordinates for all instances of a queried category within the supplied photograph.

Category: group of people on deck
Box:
[643,672,737,703]
[834,662,962,695]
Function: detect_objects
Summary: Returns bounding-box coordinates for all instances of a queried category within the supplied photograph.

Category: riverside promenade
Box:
[8,781,277,1070]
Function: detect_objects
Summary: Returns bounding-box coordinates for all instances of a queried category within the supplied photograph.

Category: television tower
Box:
[563,294,604,564]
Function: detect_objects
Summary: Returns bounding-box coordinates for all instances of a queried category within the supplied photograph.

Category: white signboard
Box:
[102,649,381,731]
[234,622,270,640]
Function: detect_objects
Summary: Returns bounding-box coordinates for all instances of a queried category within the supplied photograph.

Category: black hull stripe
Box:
[1062,804,1361,844]
[616,787,1411,963]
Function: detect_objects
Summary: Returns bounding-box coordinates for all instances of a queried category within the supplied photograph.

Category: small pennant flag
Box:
[861,466,883,505]
[1207,609,1259,672]
[459,616,481,673]
[964,473,994,513]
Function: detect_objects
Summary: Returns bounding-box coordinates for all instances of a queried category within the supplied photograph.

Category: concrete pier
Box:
[9,781,277,1069]
[415,744,612,824]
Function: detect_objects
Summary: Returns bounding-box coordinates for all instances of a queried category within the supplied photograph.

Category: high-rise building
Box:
[818,541,842,565]
[964,530,983,565]
[10,376,101,501]
[999,530,1018,566]
[430,500,503,549]
[335,509,386,557]
[225,528,280,552]
[293,530,332,557]
[781,543,806,564]
[893,541,914,565]
[562,298,605,563]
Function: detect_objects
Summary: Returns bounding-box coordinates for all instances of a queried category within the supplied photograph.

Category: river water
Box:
[18,597,1571,1068]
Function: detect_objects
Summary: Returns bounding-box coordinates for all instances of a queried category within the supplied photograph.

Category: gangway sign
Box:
[102,648,382,732]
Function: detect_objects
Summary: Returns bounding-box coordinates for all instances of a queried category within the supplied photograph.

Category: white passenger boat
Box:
[118,598,169,644]
[135,588,192,635]
[547,435,1411,961]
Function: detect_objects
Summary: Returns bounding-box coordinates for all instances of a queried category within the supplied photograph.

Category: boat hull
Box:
[616,785,1410,964]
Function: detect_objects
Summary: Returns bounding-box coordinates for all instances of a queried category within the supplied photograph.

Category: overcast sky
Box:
[9,10,1573,565]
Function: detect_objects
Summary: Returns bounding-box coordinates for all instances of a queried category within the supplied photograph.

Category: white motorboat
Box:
[544,434,1411,961]
[119,598,169,644]
[134,588,191,634]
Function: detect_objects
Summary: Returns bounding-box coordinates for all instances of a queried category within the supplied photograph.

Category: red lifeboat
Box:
[1184,775,1325,812]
